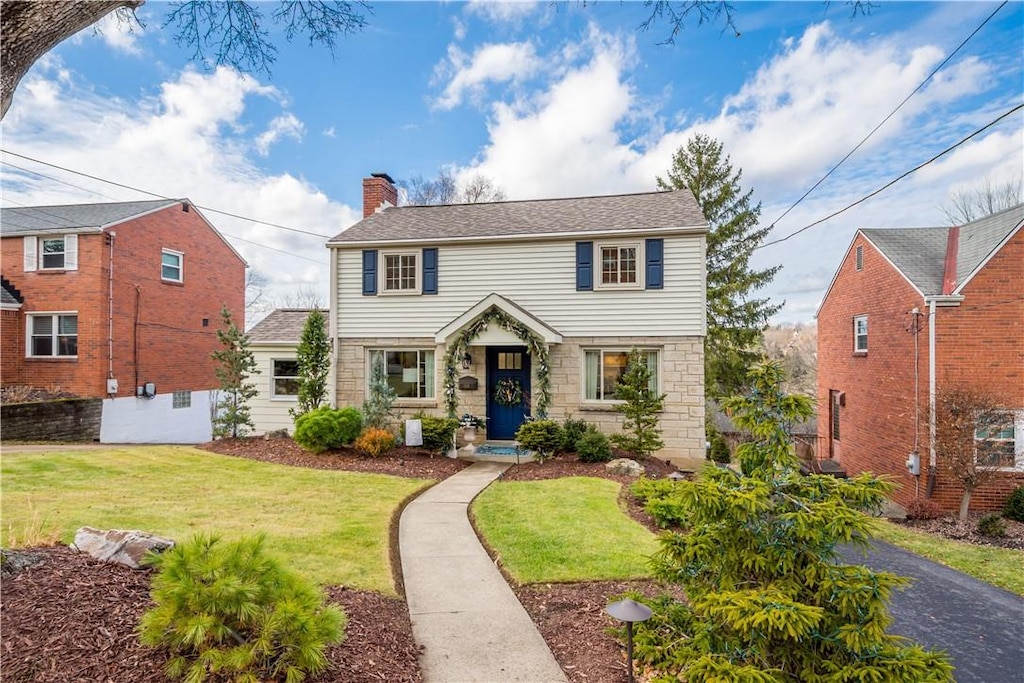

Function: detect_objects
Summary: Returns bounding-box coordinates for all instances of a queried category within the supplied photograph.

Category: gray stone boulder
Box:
[71,527,175,569]
[605,458,645,477]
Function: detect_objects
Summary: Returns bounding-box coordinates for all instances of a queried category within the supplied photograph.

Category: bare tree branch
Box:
[940,175,1023,225]
[404,169,505,206]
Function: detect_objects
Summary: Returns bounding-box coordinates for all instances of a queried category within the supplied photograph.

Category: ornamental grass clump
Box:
[628,360,954,682]
[139,534,344,683]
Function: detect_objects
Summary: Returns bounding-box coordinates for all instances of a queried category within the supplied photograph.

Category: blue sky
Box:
[2,1,1021,324]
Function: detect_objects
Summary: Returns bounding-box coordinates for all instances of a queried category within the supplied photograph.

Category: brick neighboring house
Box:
[816,203,1024,512]
[1,199,246,442]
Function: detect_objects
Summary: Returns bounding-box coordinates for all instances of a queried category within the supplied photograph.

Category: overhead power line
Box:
[764,0,1008,231]
[0,149,334,239]
[757,102,1024,250]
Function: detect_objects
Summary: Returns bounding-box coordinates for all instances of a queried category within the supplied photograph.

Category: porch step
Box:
[457,441,536,464]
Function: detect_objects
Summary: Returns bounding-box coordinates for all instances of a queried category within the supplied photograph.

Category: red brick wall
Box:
[817,228,1024,513]
[1,308,23,384]
[1,203,245,399]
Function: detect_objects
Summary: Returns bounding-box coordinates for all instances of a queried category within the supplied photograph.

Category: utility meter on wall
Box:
[906,451,921,476]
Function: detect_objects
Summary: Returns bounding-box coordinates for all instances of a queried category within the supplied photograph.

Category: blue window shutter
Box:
[362,249,377,295]
[645,238,664,290]
[576,241,593,291]
[422,248,438,295]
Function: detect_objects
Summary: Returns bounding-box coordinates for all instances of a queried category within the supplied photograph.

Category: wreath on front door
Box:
[494,378,524,407]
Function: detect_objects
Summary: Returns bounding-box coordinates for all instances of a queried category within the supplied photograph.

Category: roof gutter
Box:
[326,224,708,249]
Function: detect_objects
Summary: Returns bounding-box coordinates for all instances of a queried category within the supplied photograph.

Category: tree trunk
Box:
[959,487,973,521]
[1,1,143,119]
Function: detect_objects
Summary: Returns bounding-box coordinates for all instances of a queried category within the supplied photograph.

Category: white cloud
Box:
[434,41,542,110]
[322,126,336,138]
[465,1,538,24]
[1,62,358,320]
[255,114,305,155]
[92,11,145,55]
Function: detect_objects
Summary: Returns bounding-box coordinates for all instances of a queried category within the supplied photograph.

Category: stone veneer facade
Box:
[336,335,705,462]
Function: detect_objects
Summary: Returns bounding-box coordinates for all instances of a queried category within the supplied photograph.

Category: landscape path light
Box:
[606,597,653,683]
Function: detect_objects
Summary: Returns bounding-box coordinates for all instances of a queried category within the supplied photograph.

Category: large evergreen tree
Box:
[293,309,330,417]
[658,133,781,399]
[211,305,259,438]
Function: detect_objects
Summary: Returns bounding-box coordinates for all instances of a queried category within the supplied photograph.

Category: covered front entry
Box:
[486,346,531,440]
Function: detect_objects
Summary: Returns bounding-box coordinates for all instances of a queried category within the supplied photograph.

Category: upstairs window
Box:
[41,238,66,269]
[583,349,658,401]
[853,315,868,353]
[23,235,77,272]
[272,359,300,398]
[599,243,640,288]
[382,251,419,294]
[28,313,78,357]
[975,412,1022,470]
[162,249,183,282]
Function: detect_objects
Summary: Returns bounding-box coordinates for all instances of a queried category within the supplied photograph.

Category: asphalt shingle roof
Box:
[1,277,23,306]
[1,199,180,235]
[248,309,327,343]
[861,203,1023,295]
[328,189,707,244]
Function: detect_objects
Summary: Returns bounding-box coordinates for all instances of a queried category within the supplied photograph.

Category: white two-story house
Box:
[327,173,709,461]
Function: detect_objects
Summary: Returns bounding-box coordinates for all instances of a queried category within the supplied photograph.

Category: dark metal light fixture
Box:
[606,598,653,683]
[461,351,473,370]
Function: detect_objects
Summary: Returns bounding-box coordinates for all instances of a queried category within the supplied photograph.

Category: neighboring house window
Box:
[855,245,863,271]
[172,390,192,409]
[975,411,1023,470]
[382,251,419,293]
[853,315,868,353]
[369,349,435,398]
[162,249,183,282]
[598,242,641,288]
[272,359,300,398]
[27,313,78,357]
[23,235,77,271]
[583,349,658,401]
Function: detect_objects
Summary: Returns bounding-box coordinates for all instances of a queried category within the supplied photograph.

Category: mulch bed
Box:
[0,546,423,683]
[499,451,679,483]
[894,513,1024,550]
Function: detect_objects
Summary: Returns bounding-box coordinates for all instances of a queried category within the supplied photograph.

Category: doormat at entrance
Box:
[473,444,528,457]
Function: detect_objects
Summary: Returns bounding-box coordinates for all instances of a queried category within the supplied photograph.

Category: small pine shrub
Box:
[515,419,563,461]
[631,478,689,528]
[139,534,344,683]
[1004,486,1024,523]
[707,429,730,464]
[420,415,459,454]
[293,406,363,452]
[560,415,590,452]
[576,427,612,463]
[905,497,943,520]
[354,427,396,458]
[977,513,1007,538]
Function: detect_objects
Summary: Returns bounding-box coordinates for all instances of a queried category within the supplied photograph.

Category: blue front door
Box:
[486,346,531,440]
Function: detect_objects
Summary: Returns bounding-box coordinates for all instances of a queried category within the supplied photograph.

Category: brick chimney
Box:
[362,172,398,218]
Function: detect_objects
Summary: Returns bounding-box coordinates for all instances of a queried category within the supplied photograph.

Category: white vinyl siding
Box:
[335,237,704,338]
[250,346,300,434]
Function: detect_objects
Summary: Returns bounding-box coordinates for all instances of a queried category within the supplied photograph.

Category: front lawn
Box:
[1,445,431,594]
[471,477,658,584]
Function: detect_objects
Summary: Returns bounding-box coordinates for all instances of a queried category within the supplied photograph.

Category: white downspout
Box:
[927,297,937,495]
[107,231,117,394]
[328,246,339,408]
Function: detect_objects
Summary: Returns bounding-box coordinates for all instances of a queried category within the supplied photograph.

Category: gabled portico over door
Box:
[486,346,531,440]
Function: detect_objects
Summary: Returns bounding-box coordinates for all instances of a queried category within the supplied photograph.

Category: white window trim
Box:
[595,240,644,291]
[581,347,661,404]
[367,348,436,402]
[379,250,420,295]
[975,410,1024,472]
[26,311,78,358]
[271,358,300,401]
[853,315,868,354]
[24,235,77,272]
[161,248,184,283]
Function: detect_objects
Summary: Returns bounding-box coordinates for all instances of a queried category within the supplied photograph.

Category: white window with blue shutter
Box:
[578,239,663,291]
[362,248,439,295]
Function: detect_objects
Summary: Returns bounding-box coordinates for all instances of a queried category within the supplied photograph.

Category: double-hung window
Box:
[598,242,640,288]
[24,235,77,271]
[162,249,183,282]
[272,359,300,398]
[28,313,78,357]
[853,315,868,353]
[382,251,419,294]
[583,349,659,401]
[369,349,435,399]
[41,238,67,269]
[975,411,1023,470]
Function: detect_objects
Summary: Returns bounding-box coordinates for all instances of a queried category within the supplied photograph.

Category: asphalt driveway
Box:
[841,541,1024,683]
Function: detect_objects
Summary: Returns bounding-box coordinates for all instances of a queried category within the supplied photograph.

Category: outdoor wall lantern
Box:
[606,598,653,683]
[461,351,473,370]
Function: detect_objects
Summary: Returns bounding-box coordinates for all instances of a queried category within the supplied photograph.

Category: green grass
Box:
[471,477,658,584]
[1,446,431,594]
[871,520,1024,596]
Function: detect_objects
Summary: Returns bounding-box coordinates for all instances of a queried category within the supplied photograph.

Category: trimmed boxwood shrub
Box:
[294,406,363,453]
[420,415,459,454]
[560,415,590,452]
[1004,486,1024,523]
[515,419,563,461]
[576,427,612,463]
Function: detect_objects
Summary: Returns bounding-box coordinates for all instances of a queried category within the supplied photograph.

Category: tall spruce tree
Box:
[658,133,781,399]
[610,349,666,458]
[293,309,330,418]
[210,305,259,438]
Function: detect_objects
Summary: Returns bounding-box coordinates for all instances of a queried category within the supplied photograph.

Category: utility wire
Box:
[2,161,123,203]
[764,0,1008,231]
[0,148,334,239]
[756,102,1024,250]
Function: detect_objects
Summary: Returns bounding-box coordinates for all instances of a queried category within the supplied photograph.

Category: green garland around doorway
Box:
[443,307,551,419]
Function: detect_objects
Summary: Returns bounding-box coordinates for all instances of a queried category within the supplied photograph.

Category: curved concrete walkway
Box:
[399,461,567,682]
